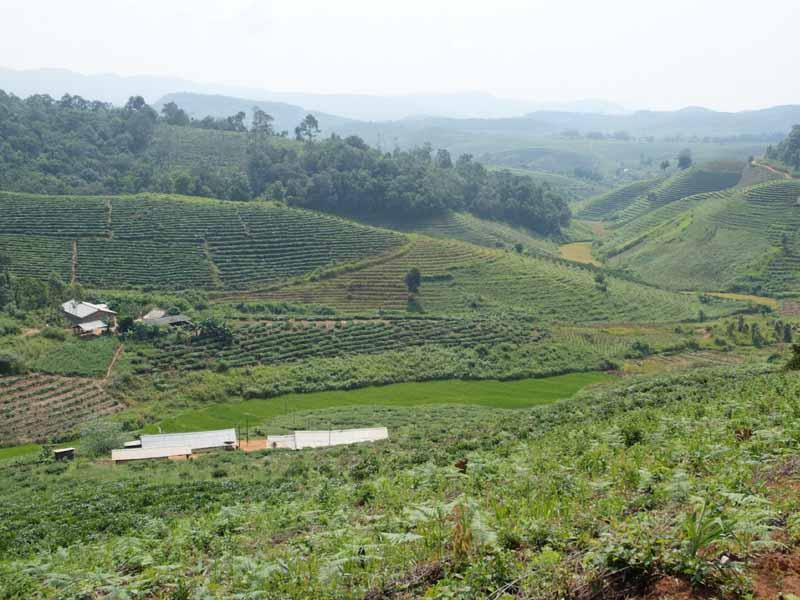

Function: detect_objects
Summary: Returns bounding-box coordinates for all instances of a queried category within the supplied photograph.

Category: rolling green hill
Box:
[255,235,740,323]
[354,211,561,256]
[0,190,740,323]
[0,191,405,290]
[605,162,744,225]
[576,177,662,220]
[602,179,800,294]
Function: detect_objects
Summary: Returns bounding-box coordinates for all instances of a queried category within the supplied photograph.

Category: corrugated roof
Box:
[142,315,193,327]
[75,320,108,332]
[112,447,192,461]
[61,300,117,319]
[142,308,166,321]
[268,427,388,450]
[140,428,237,451]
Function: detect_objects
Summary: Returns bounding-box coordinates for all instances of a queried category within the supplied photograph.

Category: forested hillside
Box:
[766,124,800,174]
[0,91,570,236]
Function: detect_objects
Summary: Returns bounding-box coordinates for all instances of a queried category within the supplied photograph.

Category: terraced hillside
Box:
[0,192,404,290]
[356,211,560,256]
[607,162,743,225]
[258,235,742,322]
[0,374,120,444]
[132,317,543,374]
[576,177,661,220]
[605,179,800,293]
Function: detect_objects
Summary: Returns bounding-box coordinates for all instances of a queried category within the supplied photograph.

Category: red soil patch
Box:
[239,439,267,452]
[751,549,800,598]
[782,301,800,317]
[639,576,711,599]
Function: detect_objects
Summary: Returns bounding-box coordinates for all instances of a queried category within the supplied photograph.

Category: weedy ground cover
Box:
[3,366,800,598]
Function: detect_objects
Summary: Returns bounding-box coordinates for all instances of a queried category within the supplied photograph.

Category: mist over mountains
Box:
[1,66,797,146]
[0,66,627,120]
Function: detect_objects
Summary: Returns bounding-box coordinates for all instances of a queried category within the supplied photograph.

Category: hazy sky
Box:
[1,0,798,111]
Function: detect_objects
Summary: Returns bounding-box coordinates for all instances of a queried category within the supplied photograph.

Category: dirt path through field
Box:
[106,344,124,380]
[582,220,608,238]
[559,242,601,266]
[754,161,794,180]
[70,240,78,284]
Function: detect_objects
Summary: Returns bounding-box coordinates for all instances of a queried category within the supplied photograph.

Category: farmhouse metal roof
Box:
[75,320,108,332]
[112,447,192,462]
[140,428,238,451]
[268,427,389,450]
[61,300,117,319]
[142,308,166,321]
[142,315,193,327]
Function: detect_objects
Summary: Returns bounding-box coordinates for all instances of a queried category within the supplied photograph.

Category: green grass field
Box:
[151,372,613,433]
[0,443,40,461]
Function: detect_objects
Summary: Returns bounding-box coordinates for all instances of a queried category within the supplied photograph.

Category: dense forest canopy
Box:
[766,124,800,170]
[0,91,570,236]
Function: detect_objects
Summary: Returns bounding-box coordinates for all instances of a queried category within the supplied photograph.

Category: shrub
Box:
[80,420,124,458]
[41,326,67,341]
[785,344,800,371]
[0,352,26,375]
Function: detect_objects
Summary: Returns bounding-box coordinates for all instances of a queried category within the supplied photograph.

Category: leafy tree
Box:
[117,316,135,334]
[767,125,800,170]
[751,323,765,347]
[14,277,49,310]
[405,268,421,294]
[660,159,670,171]
[295,114,320,142]
[594,271,607,292]
[435,149,453,169]
[80,420,124,458]
[199,318,233,344]
[123,96,158,151]
[677,148,693,170]
[251,108,275,136]
[160,101,191,126]
[0,352,25,375]
[785,344,800,371]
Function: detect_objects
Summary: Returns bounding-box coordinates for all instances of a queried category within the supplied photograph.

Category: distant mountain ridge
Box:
[153,92,356,136]
[0,66,627,120]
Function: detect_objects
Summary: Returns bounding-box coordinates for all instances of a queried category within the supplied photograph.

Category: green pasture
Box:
[151,372,612,433]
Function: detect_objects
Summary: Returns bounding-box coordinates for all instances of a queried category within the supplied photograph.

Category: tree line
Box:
[0,91,570,236]
[766,125,800,170]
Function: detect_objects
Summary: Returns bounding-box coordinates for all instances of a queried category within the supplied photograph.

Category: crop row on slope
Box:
[259,235,744,322]
[0,191,404,290]
[131,317,542,374]
[607,163,743,225]
[0,235,72,281]
[0,374,119,444]
[575,177,662,220]
[606,179,800,294]
[4,366,800,598]
[356,210,559,256]
[258,236,498,312]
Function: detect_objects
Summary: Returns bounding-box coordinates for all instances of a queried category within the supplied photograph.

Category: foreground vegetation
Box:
[3,366,800,597]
